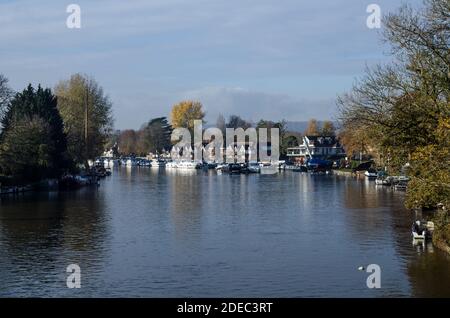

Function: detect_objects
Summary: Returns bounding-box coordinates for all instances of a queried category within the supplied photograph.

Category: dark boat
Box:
[293,165,308,172]
[307,158,332,171]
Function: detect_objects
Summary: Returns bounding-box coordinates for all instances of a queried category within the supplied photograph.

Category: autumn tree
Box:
[405,118,450,209]
[55,74,114,167]
[170,100,205,130]
[304,119,319,136]
[321,121,336,136]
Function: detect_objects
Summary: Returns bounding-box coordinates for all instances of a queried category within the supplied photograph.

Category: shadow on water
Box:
[0,188,109,296]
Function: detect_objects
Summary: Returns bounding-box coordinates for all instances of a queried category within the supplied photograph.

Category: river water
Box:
[1,167,450,297]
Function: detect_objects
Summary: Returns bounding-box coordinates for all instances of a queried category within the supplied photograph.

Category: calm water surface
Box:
[1,168,450,297]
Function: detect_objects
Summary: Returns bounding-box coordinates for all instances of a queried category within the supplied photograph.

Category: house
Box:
[287,136,345,164]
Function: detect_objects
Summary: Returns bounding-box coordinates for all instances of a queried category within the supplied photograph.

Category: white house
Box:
[287,136,345,163]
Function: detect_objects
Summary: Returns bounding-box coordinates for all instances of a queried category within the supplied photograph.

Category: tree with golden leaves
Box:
[304,119,319,136]
[170,100,205,130]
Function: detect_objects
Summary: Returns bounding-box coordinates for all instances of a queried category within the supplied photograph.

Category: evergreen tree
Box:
[0,85,69,181]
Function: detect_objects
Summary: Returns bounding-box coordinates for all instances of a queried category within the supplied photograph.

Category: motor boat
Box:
[215,163,227,171]
[152,160,166,167]
[165,161,178,169]
[293,165,308,173]
[175,160,200,169]
[248,162,261,173]
[394,181,408,191]
[364,169,378,178]
[412,221,434,240]
[375,177,391,185]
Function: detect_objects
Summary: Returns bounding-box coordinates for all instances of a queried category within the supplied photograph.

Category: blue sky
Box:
[0,0,422,129]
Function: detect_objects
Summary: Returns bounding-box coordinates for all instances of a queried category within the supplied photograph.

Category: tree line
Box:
[0,73,113,184]
[0,70,338,186]
[113,99,337,158]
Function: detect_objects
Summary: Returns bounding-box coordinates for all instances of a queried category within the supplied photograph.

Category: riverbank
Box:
[433,210,450,255]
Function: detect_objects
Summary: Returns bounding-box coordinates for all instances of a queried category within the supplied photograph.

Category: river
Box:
[1,167,450,297]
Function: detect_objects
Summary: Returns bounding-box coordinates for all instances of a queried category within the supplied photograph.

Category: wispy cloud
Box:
[0,0,423,129]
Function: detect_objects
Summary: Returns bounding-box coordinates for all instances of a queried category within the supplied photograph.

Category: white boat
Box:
[139,159,151,167]
[375,177,391,185]
[126,159,137,167]
[152,160,166,167]
[166,161,178,169]
[394,182,408,191]
[215,163,227,171]
[248,162,261,173]
[177,161,199,169]
[365,169,378,178]
[412,221,434,240]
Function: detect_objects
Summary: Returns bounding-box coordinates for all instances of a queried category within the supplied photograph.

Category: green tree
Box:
[118,129,138,155]
[0,85,69,181]
[55,74,114,167]
[140,117,172,154]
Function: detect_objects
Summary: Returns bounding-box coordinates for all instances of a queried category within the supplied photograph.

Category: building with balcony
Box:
[287,136,346,164]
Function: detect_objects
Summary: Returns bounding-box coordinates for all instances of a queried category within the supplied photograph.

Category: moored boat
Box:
[412,221,434,240]
[248,162,261,173]
[365,169,378,178]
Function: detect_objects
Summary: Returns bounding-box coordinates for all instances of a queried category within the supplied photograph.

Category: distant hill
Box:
[205,121,337,134]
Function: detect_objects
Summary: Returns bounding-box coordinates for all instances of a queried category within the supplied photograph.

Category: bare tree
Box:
[0,74,13,118]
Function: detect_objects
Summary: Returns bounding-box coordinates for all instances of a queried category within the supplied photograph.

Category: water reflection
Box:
[1,169,450,297]
[0,189,109,296]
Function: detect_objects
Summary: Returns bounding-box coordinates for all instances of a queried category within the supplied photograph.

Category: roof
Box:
[305,136,341,147]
